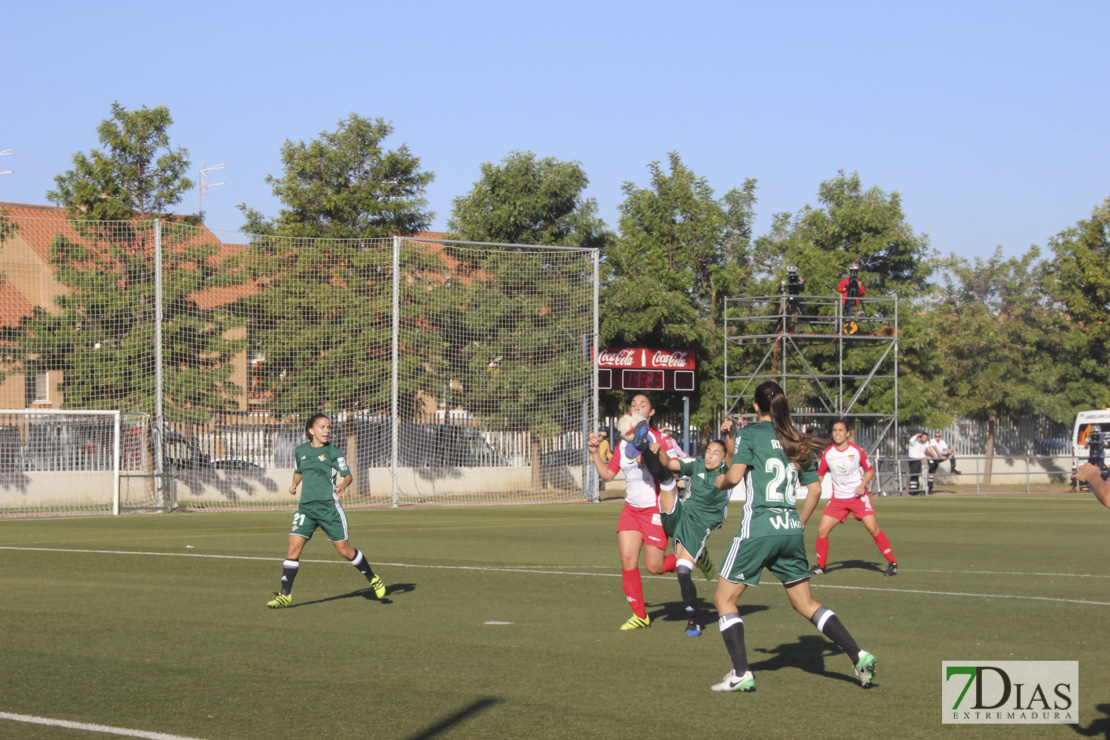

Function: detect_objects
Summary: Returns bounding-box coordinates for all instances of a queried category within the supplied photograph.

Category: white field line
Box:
[0,712,204,740]
[3,546,1109,607]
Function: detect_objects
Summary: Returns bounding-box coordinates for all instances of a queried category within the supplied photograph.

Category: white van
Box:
[1072,409,1110,475]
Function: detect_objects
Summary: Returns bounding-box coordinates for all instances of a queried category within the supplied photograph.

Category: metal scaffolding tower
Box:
[723,292,900,461]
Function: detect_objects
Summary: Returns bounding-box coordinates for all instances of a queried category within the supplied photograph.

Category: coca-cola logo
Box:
[598,347,695,370]
[650,351,691,369]
[598,348,636,367]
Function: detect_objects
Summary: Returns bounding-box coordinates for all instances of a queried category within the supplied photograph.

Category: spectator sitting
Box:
[928,432,961,475]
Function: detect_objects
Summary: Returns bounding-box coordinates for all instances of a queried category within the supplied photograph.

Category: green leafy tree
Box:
[931,247,1074,481]
[236,114,440,424]
[239,114,432,239]
[12,103,239,420]
[448,151,610,487]
[603,152,757,429]
[50,102,192,220]
[1047,195,1110,409]
[747,172,936,427]
[761,171,932,299]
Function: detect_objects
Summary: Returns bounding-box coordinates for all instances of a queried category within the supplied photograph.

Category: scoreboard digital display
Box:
[596,348,697,394]
[623,369,664,391]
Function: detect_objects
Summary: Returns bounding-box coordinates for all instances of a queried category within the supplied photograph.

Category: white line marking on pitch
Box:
[0,712,204,740]
[3,546,1109,607]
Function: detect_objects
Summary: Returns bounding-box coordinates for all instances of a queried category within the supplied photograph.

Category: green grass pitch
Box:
[1,493,1108,739]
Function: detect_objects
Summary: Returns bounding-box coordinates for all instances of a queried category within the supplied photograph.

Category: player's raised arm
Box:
[720,419,736,460]
[714,462,748,490]
[588,433,618,482]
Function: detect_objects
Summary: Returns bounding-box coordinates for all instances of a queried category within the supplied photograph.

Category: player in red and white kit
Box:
[811,418,898,577]
[588,393,680,630]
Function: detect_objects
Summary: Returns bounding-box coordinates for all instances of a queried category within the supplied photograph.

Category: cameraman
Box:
[1072,463,1110,509]
[836,263,866,319]
[779,265,805,332]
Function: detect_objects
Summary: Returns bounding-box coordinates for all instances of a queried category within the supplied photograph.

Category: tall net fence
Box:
[0,213,598,515]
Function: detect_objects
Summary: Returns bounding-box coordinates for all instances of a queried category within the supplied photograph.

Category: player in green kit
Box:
[707,381,876,692]
[652,421,736,636]
[266,414,386,608]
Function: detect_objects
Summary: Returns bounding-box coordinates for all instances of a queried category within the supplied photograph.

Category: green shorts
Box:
[289,500,350,542]
[719,532,809,586]
[661,497,723,559]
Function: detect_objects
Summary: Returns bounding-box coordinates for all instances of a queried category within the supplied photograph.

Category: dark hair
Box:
[631,393,658,428]
[832,417,852,432]
[702,438,727,456]
[305,413,330,441]
[753,381,824,466]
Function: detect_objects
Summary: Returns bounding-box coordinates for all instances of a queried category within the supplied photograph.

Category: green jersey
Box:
[730,421,818,539]
[677,456,730,522]
[294,442,351,504]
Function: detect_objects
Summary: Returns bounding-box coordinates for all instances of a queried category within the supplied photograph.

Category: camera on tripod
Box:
[1088,424,1110,481]
[846,263,861,300]
[782,265,802,296]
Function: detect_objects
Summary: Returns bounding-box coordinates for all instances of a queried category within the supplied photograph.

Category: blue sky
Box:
[3,1,1107,259]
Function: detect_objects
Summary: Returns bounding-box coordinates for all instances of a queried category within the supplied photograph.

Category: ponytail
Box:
[753,381,824,466]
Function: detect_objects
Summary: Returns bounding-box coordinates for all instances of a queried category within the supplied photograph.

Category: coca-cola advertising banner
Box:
[597,348,696,371]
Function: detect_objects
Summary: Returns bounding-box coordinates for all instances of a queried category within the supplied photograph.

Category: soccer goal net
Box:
[0,216,599,515]
[0,409,152,516]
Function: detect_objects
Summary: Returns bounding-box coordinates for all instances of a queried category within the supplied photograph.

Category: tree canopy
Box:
[235,114,440,417]
[13,103,239,419]
[601,152,756,425]
[448,152,604,485]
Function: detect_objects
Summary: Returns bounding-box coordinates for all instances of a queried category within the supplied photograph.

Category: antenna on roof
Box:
[0,148,11,176]
[199,161,226,215]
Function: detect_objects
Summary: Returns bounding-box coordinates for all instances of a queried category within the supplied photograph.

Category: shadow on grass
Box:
[824,558,885,575]
[648,600,770,624]
[291,582,416,608]
[749,634,867,687]
[1072,702,1110,738]
[404,697,501,740]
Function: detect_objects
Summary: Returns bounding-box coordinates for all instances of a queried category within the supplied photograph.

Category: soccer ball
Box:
[616,411,648,443]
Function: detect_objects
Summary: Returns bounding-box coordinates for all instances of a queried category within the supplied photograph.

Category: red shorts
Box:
[617,503,668,550]
[822,494,875,523]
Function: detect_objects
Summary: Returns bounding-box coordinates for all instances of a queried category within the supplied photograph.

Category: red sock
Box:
[663,553,677,573]
[873,530,896,563]
[815,536,829,568]
[622,568,646,618]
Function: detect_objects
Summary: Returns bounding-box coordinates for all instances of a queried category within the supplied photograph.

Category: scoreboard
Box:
[597,348,696,393]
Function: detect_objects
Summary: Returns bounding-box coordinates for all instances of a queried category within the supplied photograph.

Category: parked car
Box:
[211,458,263,471]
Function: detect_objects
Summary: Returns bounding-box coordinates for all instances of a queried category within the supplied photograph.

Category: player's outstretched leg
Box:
[676,558,701,635]
[620,568,650,630]
[266,558,299,607]
[713,612,754,692]
[810,605,875,687]
[348,549,386,598]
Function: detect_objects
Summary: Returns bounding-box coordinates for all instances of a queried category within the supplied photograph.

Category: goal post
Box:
[0,409,153,517]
